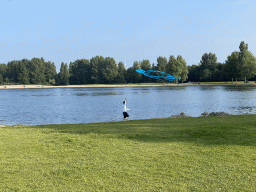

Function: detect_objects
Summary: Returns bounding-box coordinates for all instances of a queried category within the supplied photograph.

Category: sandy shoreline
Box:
[0,84,177,89]
[1,83,256,89]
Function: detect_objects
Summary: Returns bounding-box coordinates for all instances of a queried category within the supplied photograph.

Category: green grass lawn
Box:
[1,115,256,191]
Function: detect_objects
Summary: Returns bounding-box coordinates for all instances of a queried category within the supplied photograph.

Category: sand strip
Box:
[1,83,256,89]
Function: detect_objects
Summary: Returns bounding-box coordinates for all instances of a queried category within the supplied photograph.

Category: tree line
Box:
[0,55,189,85]
[188,41,256,82]
[0,58,57,85]
[0,41,255,85]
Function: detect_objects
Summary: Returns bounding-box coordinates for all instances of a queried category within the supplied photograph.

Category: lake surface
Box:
[1,85,256,125]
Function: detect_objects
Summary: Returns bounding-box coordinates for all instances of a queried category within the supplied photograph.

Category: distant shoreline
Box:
[0,84,177,89]
[0,82,256,89]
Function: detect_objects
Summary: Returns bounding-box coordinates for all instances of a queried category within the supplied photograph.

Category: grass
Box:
[1,115,256,191]
[128,81,255,85]
[199,81,256,84]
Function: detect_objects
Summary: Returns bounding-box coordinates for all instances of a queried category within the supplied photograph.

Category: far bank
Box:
[1,82,256,89]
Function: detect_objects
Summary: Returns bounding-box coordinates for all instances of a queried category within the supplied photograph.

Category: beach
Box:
[0,84,181,89]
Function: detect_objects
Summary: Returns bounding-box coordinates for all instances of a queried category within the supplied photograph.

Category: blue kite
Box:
[136,69,180,82]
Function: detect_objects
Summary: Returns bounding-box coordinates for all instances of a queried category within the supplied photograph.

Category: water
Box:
[1,85,256,125]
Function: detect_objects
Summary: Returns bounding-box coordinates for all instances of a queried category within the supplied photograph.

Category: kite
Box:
[136,69,180,82]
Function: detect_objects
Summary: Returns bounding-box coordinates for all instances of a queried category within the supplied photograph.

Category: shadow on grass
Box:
[33,115,256,146]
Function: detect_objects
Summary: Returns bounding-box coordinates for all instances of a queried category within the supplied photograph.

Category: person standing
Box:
[123,97,131,120]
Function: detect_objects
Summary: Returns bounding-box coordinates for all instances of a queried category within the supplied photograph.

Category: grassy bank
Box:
[199,81,256,84]
[1,115,256,191]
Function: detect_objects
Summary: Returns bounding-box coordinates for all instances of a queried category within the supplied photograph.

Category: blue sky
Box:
[1,0,256,71]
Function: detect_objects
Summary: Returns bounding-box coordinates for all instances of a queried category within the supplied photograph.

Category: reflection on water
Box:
[1,85,256,125]
[32,94,55,97]
[73,92,123,96]
[223,85,256,92]
[231,106,256,114]
[75,93,89,96]
[91,92,122,96]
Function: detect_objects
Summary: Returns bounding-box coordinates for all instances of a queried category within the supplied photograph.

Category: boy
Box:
[123,97,131,120]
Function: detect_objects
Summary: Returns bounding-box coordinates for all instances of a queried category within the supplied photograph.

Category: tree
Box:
[238,41,256,82]
[200,69,210,82]
[117,62,126,84]
[0,64,7,83]
[58,62,69,85]
[152,63,157,70]
[211,63,223,82]
[29,57,46,84]
[90,56,105,84]
[68,62,77,85]
[157,56,167,72]
[29,58,39,84]
[17,62,29,84]
[177,55,188,83]
[130,61,142,83]
[222,51,240,81]
[187,65,200,82]
[90,56,99,84]
[6,60,19,83]
[0,74,3,84]
[102,57,118,84]
[126,67,133,83]
[21,59,30,83]
[78,59,91,84]
[165,55,189,83]
[45,61,57,84]
[198,53,218,82]
[4,77,9,84]
[39,57,46,83]
[166,55,181,83]
[199,53,218,73]
[140,59,152,82]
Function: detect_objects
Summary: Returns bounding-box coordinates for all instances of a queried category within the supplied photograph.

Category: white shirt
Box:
[123,101,130,112]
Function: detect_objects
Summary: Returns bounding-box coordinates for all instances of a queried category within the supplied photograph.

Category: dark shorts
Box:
[123,112,129,118]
